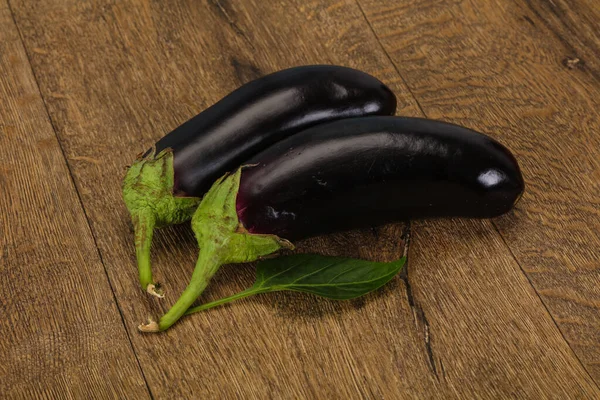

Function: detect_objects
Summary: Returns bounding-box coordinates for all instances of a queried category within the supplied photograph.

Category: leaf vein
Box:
[258,262,304,287]
[326,264,368,283]
[284,271,397,288]
[289,260,347,284]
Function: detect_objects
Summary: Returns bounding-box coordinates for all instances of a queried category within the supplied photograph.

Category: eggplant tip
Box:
[146,283,165,298]
[138,318,160,333]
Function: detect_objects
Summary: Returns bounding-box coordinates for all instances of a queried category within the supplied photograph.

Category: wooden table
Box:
[2,0,599,398]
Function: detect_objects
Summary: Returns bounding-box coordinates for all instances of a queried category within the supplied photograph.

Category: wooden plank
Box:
[9,0,598,397]
[0,2,150,398]
[358,0,600,386]
[8,0,439,398]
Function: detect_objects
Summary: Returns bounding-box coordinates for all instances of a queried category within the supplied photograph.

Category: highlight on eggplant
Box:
[122,65,397,297]
[139,116,524,332]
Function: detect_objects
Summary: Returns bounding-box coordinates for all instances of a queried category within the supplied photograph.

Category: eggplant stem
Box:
[133,210,156,292]
[123,149,201,297]
[147,244,225,332]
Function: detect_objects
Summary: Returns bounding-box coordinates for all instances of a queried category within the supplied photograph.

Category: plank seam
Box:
[5,1,155,398]
[354,0,428,117]
[398,222,441,381]
[207,0,255,50]
[354,0,439,381]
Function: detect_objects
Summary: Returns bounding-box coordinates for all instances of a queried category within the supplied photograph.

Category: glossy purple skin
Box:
[153,65,396,196]
[236,116,524,241]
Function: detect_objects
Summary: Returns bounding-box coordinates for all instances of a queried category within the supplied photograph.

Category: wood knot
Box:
[563,57,584,70]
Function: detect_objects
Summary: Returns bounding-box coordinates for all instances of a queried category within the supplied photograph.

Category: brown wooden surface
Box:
[2,0,599,398]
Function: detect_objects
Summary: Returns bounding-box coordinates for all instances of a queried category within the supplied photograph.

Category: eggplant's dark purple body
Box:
[236,116,524,241]
[153,65,396,196]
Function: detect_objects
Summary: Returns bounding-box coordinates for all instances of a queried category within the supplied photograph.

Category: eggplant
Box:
[122,66,397,296]
[238,116,524,240]
[140,116,524,332]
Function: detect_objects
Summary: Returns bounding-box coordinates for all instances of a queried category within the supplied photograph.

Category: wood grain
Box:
[0,1,149,398]
[358,0,600,385]
[6,0,600,397]
[521,0,600,82]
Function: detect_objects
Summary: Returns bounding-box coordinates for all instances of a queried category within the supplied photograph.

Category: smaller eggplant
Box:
[140,116,524,332]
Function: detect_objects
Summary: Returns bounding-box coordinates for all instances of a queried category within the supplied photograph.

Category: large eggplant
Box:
[238,116,524,239]
[140,116,524,332]
[122,66,397,295]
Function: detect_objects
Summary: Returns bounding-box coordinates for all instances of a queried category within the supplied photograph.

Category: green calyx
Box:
[122,148,201,296]
[138,167,293,332]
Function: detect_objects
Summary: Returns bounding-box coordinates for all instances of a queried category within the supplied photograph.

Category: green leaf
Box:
[253,254,406,300]
[185,254,405,315]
